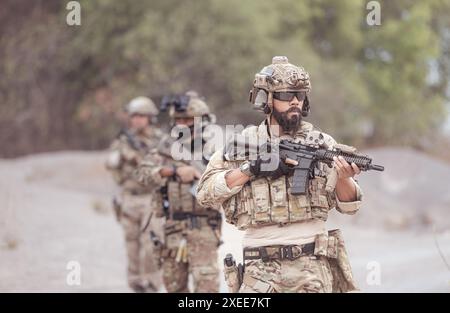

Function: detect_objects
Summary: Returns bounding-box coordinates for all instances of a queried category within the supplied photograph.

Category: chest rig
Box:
[222,122,338,230]
[157,135,214,220]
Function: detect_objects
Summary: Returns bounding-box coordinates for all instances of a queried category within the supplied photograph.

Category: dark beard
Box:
[272,106,302,134]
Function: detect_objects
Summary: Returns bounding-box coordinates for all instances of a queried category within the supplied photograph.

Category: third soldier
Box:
[106,96,163,292]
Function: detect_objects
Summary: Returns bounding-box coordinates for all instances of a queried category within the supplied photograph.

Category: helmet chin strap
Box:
[302,96,310,117]
[264,92,273,114]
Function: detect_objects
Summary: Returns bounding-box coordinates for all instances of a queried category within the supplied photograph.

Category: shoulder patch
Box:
[304,130,325,147]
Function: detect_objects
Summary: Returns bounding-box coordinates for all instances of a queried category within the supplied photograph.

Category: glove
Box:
[249,142,294,179]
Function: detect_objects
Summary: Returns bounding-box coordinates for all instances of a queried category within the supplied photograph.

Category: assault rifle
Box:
[278,140,384,195]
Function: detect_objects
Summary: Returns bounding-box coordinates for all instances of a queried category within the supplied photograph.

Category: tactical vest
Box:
[157,135,213,219]
[165,174,205,218]
[222,122,339,230]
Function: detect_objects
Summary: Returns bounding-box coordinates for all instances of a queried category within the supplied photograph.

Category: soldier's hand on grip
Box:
[249,150,295,180]
[176,165,201,183]
[333,156,361,179]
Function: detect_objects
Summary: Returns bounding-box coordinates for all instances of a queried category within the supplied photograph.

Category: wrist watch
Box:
[239,161,253,178]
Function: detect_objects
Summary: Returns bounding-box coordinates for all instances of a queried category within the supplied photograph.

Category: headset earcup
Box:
[265,92,274,114]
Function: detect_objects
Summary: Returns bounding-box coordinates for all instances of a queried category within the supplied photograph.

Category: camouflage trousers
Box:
[240,255,333,293]
[161,222,220,293]
[236,230,357,293]
[120,193,163,292]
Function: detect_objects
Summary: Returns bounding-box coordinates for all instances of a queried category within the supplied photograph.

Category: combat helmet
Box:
[126,96,159,116]
[249,56,311,116]
[161,91,215,123]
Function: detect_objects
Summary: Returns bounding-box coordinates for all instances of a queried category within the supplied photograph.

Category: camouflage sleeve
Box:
[105,139,125,185]
[135,150,166,188]
[106,136,141,166]
[118,137,141,163]
[335,178,363,215]
[196,149,243,208]
[321,132,364,215]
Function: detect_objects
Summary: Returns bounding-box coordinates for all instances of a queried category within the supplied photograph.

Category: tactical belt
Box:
[170,212,209,221]
[243,243,315,262]
[164,214,221,234]
[125,189,151,195]
[164,222,185,236]
[161,248,178,259]
[167,211,222,230]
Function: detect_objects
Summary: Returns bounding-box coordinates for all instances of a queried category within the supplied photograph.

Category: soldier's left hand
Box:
[333,156,361,179]
[176,166,201,183]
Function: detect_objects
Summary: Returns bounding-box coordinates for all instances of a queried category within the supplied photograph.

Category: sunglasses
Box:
[273,91,306,102]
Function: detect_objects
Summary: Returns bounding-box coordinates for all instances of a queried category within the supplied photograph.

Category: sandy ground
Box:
[0,149,449,292]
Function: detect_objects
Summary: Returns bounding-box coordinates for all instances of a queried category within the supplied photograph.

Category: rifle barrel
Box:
[369,164,384,171]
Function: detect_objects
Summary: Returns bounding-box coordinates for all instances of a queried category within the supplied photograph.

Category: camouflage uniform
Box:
[136,93,222,293]
[106,97,163,292]
[197,57,362,293]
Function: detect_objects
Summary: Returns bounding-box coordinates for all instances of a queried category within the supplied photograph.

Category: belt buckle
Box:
[281,245,302,260]
[259,247,270,262]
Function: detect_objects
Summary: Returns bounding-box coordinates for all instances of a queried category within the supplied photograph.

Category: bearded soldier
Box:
[136,91,222,293]
[196,56,363,293]
[106,96,163,292]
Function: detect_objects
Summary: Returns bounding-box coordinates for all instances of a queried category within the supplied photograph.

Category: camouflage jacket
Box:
[196,120,363,229]
[136,129,220,217]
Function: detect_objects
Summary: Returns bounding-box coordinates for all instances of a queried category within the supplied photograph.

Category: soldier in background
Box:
[196,56,363,293]
[136,92,222,293]
[106,97,163,292]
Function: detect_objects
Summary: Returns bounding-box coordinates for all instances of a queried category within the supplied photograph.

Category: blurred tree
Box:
[361,0,447,145]
[0,0,448,157]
